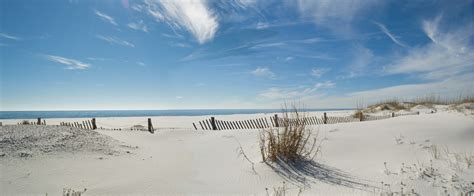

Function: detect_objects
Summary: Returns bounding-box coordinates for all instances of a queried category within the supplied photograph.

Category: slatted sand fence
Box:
[325,115,360,124]
[194,116,274,131]
[193,116,280,131]
[394,111,420,117]
[60,118,96,130]
[61,118,156,133]
[193,111,421,131]
[363,114,392,121]
[193,112,361,130]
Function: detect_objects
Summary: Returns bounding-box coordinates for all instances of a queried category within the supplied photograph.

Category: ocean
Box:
[0,109,352,119]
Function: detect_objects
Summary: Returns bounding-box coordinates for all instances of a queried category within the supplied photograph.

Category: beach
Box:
[1,107,473,195]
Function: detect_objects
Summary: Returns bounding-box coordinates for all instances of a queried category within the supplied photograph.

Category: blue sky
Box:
[1,0,473,110]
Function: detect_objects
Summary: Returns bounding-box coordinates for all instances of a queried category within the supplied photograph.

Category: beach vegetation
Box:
[259,105,323,163]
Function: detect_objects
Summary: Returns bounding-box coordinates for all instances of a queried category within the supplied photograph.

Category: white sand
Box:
[0,125,138,159]
[1,109,473,195]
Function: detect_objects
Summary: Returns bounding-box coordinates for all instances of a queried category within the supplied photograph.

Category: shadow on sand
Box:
[268,159,376,191]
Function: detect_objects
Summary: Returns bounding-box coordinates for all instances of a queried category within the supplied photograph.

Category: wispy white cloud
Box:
[161,33,184,39]
[347,45,375,78]
[385,16,474,80]
[297,0,381,31]
[251,67,276,78]
[170,42,192,48]
[311,68,329,77]
[44,55,90,70]
[256,22,269,29]
[96,35,135,47]
[348,75,473,103]
[86,57,111,61]
[294,76,472,108]
[137,61,146,66]
[251,42,286,49]
[131,4,145,12]
[291,37,324,44]
[373,21,407,47]
[95,10,118,26]
[0,32,21,40]
[258,81,335,100]
[128,20,148,32]
[314,81,335,89]
[143,0,219,44]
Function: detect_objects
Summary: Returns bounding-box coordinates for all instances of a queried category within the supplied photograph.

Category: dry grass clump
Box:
[363,100,407,113]
[265,182,287,196]
[352,110,364,120]
[259,106,322,163]
[412,95,444,106]
[21,120,30,125]
[62,188,86,196]
[460,96,474,103]
[429,144,441,159]
[413,94,474,106]
[381,101,406,110]
[265,182,302,196]
[460,152,473,168]
[362,94,474,112]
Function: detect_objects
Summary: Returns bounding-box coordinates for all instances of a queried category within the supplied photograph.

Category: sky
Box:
[1,0,473,111]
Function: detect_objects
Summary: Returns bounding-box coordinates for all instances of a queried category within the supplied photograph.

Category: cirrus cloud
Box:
[385,16,474,80]
[142,0,218,44]
[95,10,118,26]
[251,67,275,78]
[44,55,90,70]
[96,35,135,48]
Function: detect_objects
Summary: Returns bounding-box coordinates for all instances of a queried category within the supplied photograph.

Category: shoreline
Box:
[0,110,355,128]
[0,108,354,120]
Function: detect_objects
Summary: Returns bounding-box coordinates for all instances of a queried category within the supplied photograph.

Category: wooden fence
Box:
[394,111,420,117]
[60,118,155,133]
[364,114,392,121]
[193,111,420,131]
[60,119,96,130]
[17,118,46,125]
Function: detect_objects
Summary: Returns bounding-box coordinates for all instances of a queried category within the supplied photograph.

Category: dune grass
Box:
[259,105,322,163]
[363,94,474,112]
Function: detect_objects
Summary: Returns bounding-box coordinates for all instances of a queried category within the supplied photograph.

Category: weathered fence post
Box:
[274,114,279,127]
[148,118,154,133]
[359,112,364,121]
[210,117,217,130]
[0,122,2,126]
[417,111,420,115]
[91,118,97,130]
[323,113,327,124]
[37,118,41,125]
[392,112,395,117]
